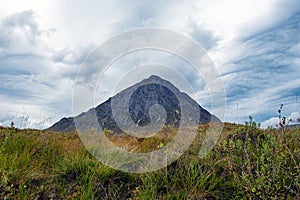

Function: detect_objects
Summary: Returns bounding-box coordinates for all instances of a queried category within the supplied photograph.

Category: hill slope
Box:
[0,123,299,199]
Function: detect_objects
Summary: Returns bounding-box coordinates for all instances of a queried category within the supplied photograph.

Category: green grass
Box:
[0,122,299,199]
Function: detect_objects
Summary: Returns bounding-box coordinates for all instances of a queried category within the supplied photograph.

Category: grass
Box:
[0,121,299,199]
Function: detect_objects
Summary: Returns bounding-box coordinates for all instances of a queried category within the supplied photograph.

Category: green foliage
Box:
[0,122,299,199]
[217,119,300,199]
[103,128,113,136]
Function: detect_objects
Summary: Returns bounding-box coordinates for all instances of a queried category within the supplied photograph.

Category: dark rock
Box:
[47,75,220,133]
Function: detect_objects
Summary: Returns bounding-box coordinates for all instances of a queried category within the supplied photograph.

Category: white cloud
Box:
[0,10,90,129]
[261,117,279,129]
[261,112,300,129]
[0,1,300,128]
[288,112,300,122]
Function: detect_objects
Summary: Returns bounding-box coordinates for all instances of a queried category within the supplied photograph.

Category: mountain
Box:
[47,75,220,133]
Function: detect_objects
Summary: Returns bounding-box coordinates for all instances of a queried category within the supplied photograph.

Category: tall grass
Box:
[0,121,299,199]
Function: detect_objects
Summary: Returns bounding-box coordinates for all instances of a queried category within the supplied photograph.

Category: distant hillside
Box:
[47,75,220,133]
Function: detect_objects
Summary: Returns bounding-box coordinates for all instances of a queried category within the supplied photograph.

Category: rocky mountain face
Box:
[47,75,220,133]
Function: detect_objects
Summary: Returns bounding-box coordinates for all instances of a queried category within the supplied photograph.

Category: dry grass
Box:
[0,121,299,199]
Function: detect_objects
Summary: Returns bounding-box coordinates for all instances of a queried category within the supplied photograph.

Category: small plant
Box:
[10,121,14,128]
[103,128,113,136]
[277,104,292,129]
[157,141,164,149]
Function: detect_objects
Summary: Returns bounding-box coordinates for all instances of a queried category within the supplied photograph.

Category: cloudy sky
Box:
[1,0,300,129]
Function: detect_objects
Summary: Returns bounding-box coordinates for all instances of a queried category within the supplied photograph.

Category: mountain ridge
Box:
[47,75,220,133]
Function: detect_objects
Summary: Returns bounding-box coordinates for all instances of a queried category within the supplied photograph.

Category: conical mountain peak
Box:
[47,75,220,133]
[147,75,162,80]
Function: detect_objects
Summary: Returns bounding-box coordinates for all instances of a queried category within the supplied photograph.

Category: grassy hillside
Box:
[0,121,299,199]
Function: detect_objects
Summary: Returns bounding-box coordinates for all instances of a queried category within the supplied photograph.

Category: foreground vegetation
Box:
[0,121,299,199]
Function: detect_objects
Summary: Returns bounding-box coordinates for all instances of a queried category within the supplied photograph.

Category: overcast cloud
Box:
[0,0,300,129]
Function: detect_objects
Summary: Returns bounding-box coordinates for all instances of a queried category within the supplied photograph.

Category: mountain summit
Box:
[47,75,220,133]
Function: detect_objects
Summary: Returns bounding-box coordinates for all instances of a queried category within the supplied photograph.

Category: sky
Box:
[0,0,300,129]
